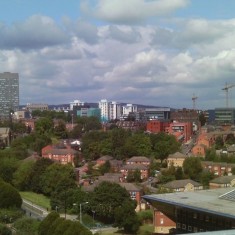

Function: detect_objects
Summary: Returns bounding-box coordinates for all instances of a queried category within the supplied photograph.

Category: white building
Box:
[70,100,84,110]
[99,99,109,122]
[109,101,121,120]
[122,104,137,116]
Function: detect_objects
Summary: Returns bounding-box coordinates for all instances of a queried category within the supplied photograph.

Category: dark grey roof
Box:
[97,155,113,161]
[119,183,141,192]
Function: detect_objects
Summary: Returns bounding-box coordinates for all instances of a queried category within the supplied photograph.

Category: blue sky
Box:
[0,0,235,109]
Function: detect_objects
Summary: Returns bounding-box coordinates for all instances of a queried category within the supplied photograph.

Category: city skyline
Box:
[1,1,235,109]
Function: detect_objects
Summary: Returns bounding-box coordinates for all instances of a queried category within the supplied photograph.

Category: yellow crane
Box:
[222,83,235,108]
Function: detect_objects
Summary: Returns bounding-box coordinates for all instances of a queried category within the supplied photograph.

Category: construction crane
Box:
[192,93,198,110]
[222,83,235,108]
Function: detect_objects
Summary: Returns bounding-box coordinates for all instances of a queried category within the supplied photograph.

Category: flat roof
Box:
[143,188,235,219]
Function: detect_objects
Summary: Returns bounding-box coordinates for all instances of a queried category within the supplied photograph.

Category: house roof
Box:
[210,175,235,184]
[168,152,187,159]
[163,179,202,189]
[45,148,77,155]
[127,156,150,162]
[122,164,148,170]
[119,183,141,192]
[97,155,113,161]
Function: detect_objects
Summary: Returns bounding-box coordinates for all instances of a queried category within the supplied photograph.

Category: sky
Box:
[1,0,235,110]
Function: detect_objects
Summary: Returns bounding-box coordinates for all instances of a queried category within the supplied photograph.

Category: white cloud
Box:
[81,0,189,24]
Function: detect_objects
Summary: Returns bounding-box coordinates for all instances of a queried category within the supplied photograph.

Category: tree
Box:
[127,169,141,183]
[215,136,224,150]
[124,133,152,157]
[114,200,141,234]
[225,133,235,145]
[13,217,40,235]
[99,160,111,175]
[13,160,35,191]
[151,133,180,164]
[63,221,92,235]
[28,158,54,193]
[198,112,207,126]
[40,163,77,197]
[89,182,135,224]
[0,179,22,209]
[35,117,53,135]
[0,224,11,235]
[183,157,203,181]
[0,157,19,183]
[54,120,68,139]
[38,211,60,235]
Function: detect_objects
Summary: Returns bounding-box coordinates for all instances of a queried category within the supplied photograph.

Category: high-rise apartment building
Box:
[99,99,109,122]
[98,99,122,122]
[0,72,19,118]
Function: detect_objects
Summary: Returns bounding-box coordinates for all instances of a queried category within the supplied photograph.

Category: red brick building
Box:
[146,120,170,133]
[202,161,235,176]
[42,144,77,166]
[154,210,176,234]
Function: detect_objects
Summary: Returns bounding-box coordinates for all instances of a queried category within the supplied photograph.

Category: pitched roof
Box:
[163,179,202,189]
[210,175,235,184]
[127,156,150,162]
[122,164,148,170]
[168,152,187,159]
[97,155,113,161]
[119,183,141,192]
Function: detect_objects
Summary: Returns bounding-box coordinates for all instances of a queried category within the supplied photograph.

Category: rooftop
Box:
[143,188,235,219]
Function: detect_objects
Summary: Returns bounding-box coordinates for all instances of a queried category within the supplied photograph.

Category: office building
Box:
[0,72,19,119]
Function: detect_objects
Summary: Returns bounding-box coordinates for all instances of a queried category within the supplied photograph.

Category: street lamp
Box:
[80,202,89,224]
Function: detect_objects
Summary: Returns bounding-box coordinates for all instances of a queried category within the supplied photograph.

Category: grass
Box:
[20,191,51,210]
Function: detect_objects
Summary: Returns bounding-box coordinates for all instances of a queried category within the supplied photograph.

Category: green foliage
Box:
[114,200,141,234]
[54,120,68,139]
[40,163,77,197]
[52,219,72,235]
[200,171,214,187]
[0,180,22,209]
[13,160,35,191]
[38,211,60,235]
[0,223,12,235]
[35,117,54,135]
[137,210,153,223]
[99,161,111,175]
[183,157,203,181]
[150,133,180,163]
[232,167,235,175]
[126,169,142,183]
[225,133,235,145]
[14,217,40,235]
[215,136,224,150]
[0,157,19,183]
[198,112,207,126]
[28,158,54,193]
[124,133,152,157]
[0,209,24,224]
[89,182,135,224]
[63,221,92,235]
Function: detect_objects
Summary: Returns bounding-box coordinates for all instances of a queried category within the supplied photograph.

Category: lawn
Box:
[20,191,51,210]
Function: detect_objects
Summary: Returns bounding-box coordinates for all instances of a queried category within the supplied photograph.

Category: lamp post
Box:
[80,202,89,224]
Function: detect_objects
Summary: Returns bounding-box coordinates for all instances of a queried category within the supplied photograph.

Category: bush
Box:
[0,180,22,209]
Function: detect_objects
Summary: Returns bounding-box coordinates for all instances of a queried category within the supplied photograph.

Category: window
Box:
[160,218,164,224]
[182,224,186,230]
[188,226,192,231]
